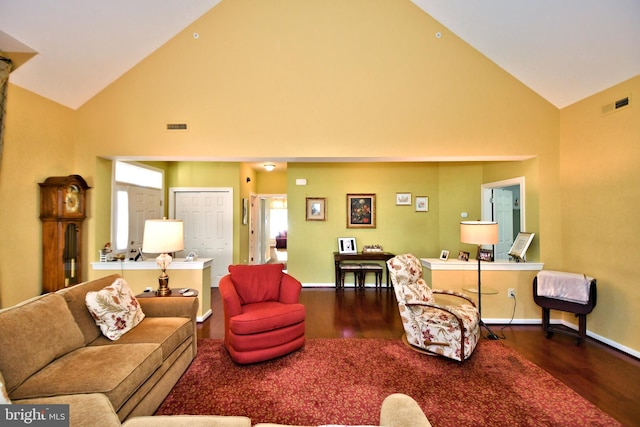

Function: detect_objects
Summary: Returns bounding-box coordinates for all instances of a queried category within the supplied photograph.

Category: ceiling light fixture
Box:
[264,164,276,172]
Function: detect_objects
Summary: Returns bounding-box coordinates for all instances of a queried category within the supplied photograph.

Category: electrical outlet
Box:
[507,288,516,298]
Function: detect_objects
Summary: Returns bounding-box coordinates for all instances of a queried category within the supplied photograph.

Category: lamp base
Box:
[157,273,171,297]
[480,320,499,340]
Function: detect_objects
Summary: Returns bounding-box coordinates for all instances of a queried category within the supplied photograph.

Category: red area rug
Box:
[156,338,620,426]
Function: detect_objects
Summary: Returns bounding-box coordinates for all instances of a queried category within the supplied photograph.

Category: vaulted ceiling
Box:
[1,0,639,110]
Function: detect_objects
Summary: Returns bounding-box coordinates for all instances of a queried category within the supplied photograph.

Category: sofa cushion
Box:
[123,415,253,427]
[229,301,306,335]
[14,393,121,427]
[10,343,162,412]
[0,293,86,393]
[228,263,284,304]
[88,316,192,361]
[85,278,145,340]
[254,425,378,427]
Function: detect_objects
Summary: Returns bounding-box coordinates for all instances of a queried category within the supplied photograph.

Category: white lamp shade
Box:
[460,221,499,245]
[142,219,185,254]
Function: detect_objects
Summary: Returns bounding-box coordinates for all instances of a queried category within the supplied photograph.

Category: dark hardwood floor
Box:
[197,287,640,427]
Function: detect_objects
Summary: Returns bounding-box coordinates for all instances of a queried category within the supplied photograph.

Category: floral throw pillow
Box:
[85,278,145,341]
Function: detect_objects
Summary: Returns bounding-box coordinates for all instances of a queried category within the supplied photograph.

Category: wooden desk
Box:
[333,252,395,288]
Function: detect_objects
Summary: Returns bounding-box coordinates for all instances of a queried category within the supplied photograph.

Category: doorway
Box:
[169,187,233,287]
[481,177,525,260]
[249,194,287,266]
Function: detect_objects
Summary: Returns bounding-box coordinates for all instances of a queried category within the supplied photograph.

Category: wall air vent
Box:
[602,96,631,115]
[615,97,629,109]
[166,123,188,130]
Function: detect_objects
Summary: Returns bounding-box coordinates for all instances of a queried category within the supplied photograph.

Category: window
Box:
[112,162,163,253]
[115,161,162,189]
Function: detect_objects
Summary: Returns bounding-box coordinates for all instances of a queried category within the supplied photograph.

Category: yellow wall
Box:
[256,170,287,194]
[1,0,638,354]
[559,75,640,351]
[0,86,76,307]
[287,161,538,284]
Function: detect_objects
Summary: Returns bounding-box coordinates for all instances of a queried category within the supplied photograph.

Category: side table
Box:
[136,288,199,298]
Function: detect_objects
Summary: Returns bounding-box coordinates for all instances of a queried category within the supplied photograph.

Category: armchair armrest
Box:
[432,289,477,307]
[219,275,243,318]
[405,300,469,328]
[279,273,302,304]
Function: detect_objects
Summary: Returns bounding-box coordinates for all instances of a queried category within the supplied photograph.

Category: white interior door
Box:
[172,188,233,287]
[493,188,514,260]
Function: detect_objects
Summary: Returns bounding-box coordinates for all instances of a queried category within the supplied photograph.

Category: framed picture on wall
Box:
[242,198,248,225]
[347,193,376,228]
[415,196,428,212]
[306,197,326,221]
[396,192,411,206]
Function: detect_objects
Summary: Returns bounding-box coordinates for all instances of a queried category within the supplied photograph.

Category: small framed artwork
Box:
[478,248,494,262]
[396,192,411,206]
[306,197,326,221]
[439,250,449,261]
[508,232,535,260]
[242,198,248,225]
[415,196,429,212]
[458,251,470,261]
[347,193,376,228]
[338,237,357,254]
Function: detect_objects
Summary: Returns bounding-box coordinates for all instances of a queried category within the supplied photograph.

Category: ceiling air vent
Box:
[166,123,188,131]
[602,96,631,115]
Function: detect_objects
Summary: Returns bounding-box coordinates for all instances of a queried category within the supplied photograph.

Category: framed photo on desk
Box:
[509,232,535,260]
[338,237,357,254]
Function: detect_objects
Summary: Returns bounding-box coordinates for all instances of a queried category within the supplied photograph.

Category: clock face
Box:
[65,184,80,213]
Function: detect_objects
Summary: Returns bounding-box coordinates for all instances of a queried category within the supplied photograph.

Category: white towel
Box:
[537,270,593,304]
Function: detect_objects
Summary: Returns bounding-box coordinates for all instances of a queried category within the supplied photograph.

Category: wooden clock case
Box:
[39,175,90,293]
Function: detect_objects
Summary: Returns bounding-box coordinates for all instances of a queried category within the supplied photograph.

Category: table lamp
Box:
[142,219,184,296]
[460,220,499,340]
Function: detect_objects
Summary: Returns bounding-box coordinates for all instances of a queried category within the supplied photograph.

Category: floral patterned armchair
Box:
[387,254,480,362]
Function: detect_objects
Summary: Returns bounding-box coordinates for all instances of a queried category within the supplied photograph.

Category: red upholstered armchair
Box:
[219,263,306,364]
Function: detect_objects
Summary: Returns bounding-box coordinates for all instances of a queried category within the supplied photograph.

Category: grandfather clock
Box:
[39,175,90,293]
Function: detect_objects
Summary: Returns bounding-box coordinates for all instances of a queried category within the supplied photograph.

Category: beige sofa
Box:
[1,386,429,427]
[0,274,431,427]
[0,274,199,424]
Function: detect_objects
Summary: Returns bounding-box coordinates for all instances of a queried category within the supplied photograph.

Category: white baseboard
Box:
[484,317,640,359]
[197,309,212,323]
